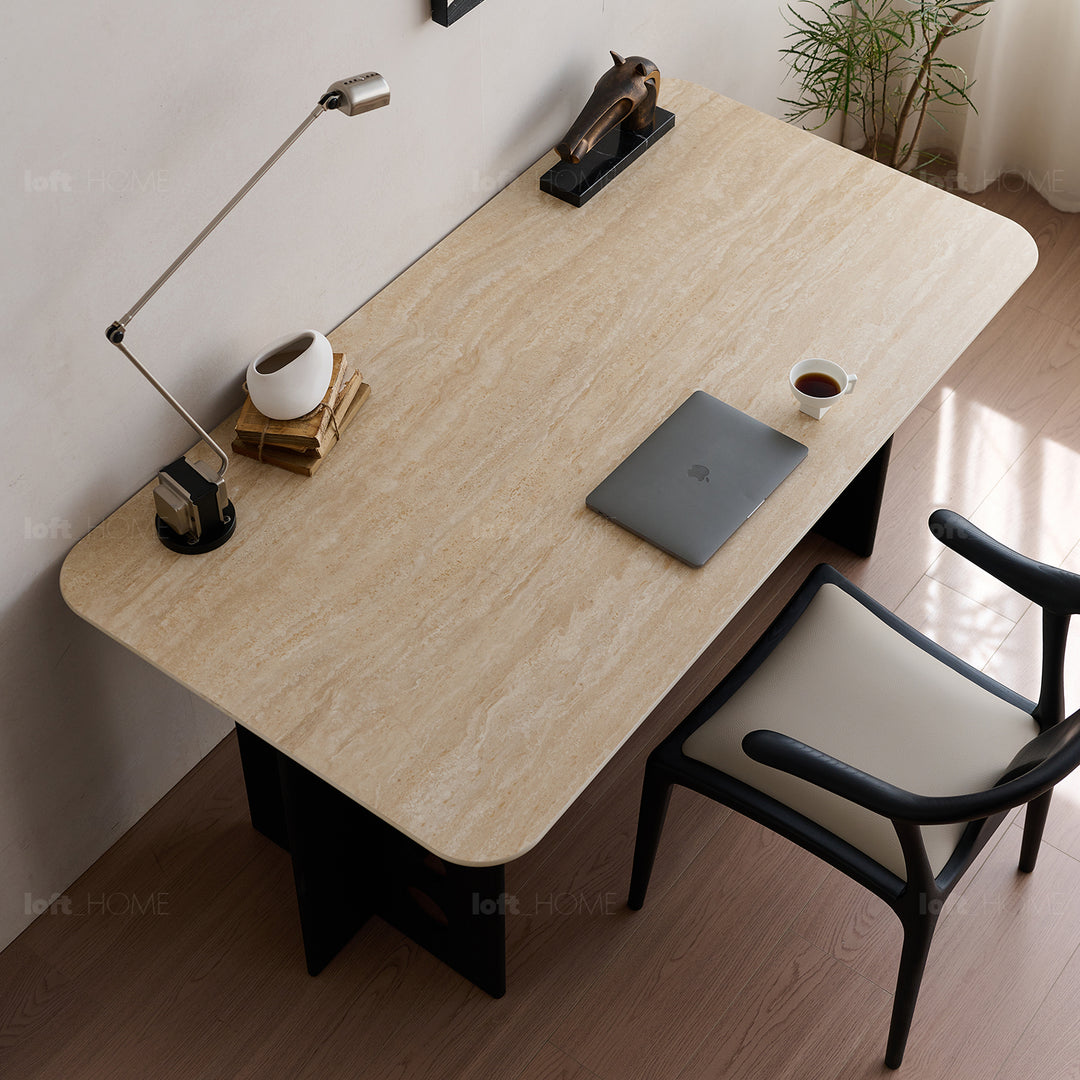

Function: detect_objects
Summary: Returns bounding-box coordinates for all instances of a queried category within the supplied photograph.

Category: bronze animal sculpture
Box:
[555,51,661,165]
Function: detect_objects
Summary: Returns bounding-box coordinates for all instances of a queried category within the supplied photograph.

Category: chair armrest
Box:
[741,729,1044,825]
[742,729,927,819]
[929,509,1080,616]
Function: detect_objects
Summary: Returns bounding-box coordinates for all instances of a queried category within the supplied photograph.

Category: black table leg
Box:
[235,724,507,997]
[814,436,893,558]
[276,751,375,975]
[235,722,290,850]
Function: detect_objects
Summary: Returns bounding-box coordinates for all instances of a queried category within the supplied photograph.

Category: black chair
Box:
[628,509,1080,1068]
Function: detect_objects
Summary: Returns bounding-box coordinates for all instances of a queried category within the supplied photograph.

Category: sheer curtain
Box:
[949,0,1080,211]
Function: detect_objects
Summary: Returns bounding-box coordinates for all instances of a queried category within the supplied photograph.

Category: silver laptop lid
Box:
[586,390,807,567]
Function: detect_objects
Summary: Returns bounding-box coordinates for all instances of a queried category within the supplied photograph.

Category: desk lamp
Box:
[106,72,390,553]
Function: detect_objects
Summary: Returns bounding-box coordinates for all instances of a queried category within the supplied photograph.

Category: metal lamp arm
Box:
[110,336,231,480]
[103,96,345,480]
[108,101,330,336]
[103,99,338,481]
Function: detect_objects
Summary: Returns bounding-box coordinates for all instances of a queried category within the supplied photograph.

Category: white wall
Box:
[0,0,792,949]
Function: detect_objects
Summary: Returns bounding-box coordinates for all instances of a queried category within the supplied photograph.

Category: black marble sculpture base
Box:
[540,108,675,207]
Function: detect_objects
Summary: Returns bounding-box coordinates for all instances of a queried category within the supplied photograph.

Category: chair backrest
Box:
[930,509,1080,732]
[862,513,1080,829]
[930,509,1080,619]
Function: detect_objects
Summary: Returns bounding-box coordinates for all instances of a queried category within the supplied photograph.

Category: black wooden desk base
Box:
[813,437,893,558]
[234,725,507,997]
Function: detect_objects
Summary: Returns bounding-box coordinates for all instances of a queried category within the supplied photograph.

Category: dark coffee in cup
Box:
[794,372,842,398]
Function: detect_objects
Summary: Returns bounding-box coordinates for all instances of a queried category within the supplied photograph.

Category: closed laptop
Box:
[586,390,807,567]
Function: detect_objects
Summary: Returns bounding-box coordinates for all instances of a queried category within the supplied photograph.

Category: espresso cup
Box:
[789,358,857,419]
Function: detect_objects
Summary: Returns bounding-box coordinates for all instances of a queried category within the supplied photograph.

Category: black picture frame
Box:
[432,0,486,27]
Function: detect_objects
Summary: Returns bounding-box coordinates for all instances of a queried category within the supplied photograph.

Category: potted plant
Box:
[780,0,993,171]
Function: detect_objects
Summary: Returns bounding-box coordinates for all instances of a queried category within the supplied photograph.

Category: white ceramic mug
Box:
[247,329,334,420]
[789,358,857,419]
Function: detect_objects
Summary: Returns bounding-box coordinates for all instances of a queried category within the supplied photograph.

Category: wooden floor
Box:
[4,180,1080,1080]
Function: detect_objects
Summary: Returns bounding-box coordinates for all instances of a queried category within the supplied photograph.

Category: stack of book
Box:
[232,353,369,476]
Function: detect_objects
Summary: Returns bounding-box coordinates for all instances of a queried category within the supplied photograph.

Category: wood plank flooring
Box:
[3,180,1079,1079]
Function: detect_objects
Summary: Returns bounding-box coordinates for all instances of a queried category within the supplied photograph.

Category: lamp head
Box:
[322,73,390,116]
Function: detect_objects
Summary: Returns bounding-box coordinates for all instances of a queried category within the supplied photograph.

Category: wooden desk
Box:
[61,81,1036,994]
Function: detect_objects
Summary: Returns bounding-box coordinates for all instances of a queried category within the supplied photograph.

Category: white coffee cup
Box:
[789,358,857,419]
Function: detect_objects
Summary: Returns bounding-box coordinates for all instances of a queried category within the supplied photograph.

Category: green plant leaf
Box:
[779,0,993,172]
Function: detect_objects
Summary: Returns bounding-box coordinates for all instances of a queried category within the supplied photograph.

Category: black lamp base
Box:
[156,502,236,554]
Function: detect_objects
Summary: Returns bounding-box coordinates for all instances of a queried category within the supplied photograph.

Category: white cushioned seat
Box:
[682,583,1038,879]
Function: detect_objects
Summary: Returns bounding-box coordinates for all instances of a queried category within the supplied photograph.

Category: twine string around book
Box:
[253,399,343,463]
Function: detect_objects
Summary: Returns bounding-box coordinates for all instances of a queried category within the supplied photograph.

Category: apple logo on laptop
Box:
[687,464,710,483]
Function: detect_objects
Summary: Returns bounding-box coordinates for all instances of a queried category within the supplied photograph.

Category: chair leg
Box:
[885,904,940,1069]
[1019,790,1053,873]
[627,765,673,911]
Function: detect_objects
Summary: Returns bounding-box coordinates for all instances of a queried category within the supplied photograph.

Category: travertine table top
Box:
[61,81,1036,866]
